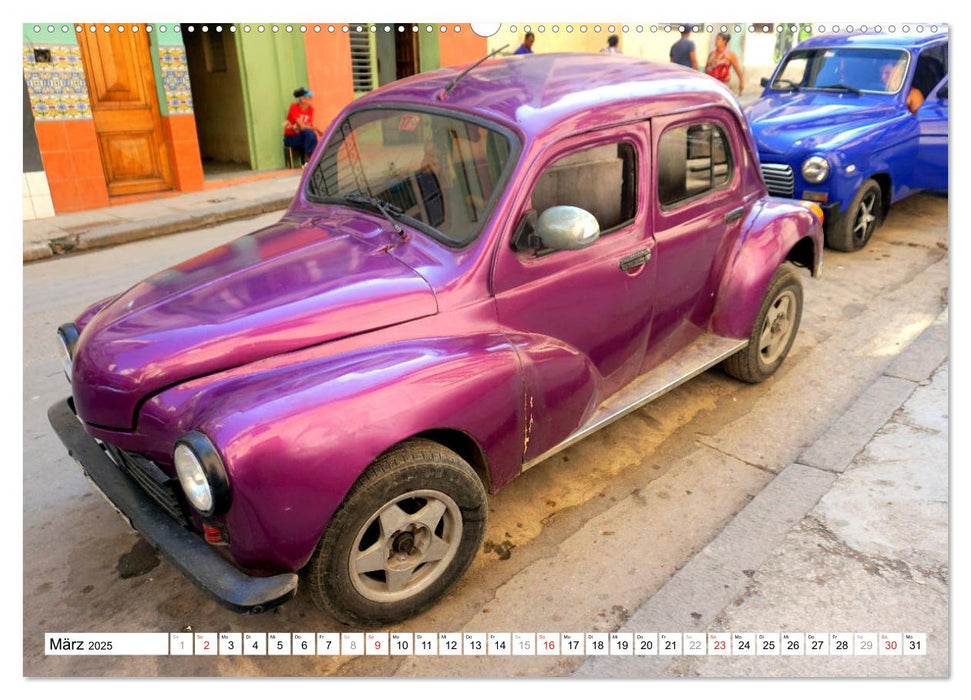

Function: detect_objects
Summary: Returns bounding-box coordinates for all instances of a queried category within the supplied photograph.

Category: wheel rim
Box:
[852,191,878,245]
[348,489,462,603]
[758,289,798,365]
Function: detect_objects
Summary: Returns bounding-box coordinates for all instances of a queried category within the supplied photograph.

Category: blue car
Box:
[746,32,947,251]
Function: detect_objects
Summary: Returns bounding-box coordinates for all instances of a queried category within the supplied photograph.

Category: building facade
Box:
[22,23,487,219]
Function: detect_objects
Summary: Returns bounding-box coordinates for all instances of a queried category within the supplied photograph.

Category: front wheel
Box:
[305,439,487,626]
[723,263,803,384]
[827,179,882,251]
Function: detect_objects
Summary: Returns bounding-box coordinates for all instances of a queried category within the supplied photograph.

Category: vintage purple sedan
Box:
[50,53,823,625]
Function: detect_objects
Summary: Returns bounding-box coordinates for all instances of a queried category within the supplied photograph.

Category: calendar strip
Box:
[45,632,927,656]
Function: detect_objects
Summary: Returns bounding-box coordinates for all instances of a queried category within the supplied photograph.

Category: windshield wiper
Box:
[341,193,405,235]
[817,83,862,95]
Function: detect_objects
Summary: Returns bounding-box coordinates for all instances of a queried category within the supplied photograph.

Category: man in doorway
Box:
[514,32,535,55]
[284,87,321,166]
[670,25,698,69]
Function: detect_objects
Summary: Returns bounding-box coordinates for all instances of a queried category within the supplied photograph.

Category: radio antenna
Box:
[438,45,510,101]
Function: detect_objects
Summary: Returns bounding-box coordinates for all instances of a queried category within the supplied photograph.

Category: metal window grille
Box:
[350,27,374,92]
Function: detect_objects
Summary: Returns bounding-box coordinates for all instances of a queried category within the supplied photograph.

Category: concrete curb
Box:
[575,307,949,677]
[24,193,292,262]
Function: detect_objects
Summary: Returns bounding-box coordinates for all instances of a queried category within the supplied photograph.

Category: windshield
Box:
[771,48,910,94]
[307,108,515,247]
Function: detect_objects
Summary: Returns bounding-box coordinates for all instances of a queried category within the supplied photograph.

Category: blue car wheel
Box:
[828,179,882,252]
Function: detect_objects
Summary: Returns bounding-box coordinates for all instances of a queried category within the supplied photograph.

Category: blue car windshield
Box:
[771,48,910,94]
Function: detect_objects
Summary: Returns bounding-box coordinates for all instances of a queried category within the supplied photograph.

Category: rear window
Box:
[657,123,733,207]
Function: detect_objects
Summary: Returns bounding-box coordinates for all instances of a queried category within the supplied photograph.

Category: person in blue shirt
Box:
[514,32,535,55]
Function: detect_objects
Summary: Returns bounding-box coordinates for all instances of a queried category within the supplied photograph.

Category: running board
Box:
[522,334,748,471]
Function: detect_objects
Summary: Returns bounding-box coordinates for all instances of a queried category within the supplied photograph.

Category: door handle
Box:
[725,206,745,224]
[619,249,652,271]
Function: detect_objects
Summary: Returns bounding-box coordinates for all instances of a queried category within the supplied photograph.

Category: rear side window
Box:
[658,123,733,207]
[531,142,637,232]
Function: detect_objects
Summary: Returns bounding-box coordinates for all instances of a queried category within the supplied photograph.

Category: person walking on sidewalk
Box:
[705,32,744,95]
[284,87,321,166]
[670,25,698,69]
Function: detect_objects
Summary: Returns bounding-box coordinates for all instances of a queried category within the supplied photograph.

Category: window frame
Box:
[656,119,736,212]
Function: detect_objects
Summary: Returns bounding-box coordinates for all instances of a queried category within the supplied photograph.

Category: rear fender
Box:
[710,201,822,339]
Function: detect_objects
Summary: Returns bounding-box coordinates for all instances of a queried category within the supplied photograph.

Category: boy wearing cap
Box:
[284,87,320,165]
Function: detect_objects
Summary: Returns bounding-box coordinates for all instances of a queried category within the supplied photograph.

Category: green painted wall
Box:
[23,23,77,45]
[237,32,309,170]
[148,31,169,117]
[418,27,441,72]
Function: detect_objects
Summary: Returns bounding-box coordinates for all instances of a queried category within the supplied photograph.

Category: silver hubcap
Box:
[349,490,462,603]
[853,192,878,242]
[758,290,797,365]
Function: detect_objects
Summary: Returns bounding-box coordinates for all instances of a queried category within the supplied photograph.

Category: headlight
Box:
[174,431,231,517]
[801,156,830,184]
[55,323,79,383]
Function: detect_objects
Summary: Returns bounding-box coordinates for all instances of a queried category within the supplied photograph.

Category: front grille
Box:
[104,445,193,528]
[760,163,795,197]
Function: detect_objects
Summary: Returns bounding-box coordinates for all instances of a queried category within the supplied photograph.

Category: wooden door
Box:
[394,30,419,79]
[78,26,173,196]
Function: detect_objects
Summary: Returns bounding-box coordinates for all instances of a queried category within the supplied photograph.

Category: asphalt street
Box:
[22,193,948,676]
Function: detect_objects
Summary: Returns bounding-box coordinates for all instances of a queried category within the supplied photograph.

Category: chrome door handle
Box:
[619,249,652,271]
[725,206,745,223]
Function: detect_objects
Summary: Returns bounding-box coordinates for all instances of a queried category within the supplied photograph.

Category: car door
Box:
[492,124,656,462]
[646,111,748,370]
[915,78,948,192]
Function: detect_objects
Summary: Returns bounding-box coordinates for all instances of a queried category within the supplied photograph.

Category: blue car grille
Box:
[760,163,795,197]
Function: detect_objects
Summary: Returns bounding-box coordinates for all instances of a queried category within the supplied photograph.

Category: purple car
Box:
[49,53,823,626]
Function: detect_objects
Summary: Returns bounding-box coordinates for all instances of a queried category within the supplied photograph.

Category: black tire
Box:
[826,179,882,251]
[305,438,487,626]
[723,263,803,384]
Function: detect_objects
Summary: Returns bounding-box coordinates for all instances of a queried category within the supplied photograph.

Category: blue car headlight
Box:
[801,156,831,184]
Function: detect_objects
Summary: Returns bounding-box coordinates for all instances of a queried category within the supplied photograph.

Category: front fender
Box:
[137,333,525,574]
[709,200,822,340]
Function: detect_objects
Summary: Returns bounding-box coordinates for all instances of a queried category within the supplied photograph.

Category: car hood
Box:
[71,215,438,430]
[746,92,899,155]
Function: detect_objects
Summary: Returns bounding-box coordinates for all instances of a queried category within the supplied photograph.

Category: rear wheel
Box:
[723,263,803,383]
[305,439,487,626]
[827,179,882,251]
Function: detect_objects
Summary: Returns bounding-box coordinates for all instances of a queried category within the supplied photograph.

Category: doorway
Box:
[181,25,251,178]
[376,25,420,87]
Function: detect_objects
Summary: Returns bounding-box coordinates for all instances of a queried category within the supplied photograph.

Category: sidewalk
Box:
[23,173,302,263]
[577,309,949,677]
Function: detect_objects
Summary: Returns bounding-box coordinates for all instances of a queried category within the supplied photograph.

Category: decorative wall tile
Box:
[159,46,194,114]
[23,45,91,120]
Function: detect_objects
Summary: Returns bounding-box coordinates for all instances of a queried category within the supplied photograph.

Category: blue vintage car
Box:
[746,32,947,251]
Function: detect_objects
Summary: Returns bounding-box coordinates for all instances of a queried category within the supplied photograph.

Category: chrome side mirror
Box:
[535,206,601,251]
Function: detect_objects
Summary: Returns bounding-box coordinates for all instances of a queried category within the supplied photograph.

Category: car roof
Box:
[795,31,948,51]
[354,53,742,137]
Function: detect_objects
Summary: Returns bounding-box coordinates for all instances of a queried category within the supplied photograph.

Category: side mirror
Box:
[760,77,769,88]
[535,206,600,251]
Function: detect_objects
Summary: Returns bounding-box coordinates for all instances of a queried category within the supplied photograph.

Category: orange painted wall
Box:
[35,120,109,213]
[439,27,488,68]
[304,32,355,132]
[162,114,204,192]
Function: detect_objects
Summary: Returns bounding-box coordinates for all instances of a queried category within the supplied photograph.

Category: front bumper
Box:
[47,398,298,614]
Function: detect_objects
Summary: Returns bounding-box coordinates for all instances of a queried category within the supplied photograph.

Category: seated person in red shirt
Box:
[284,87,320,165]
